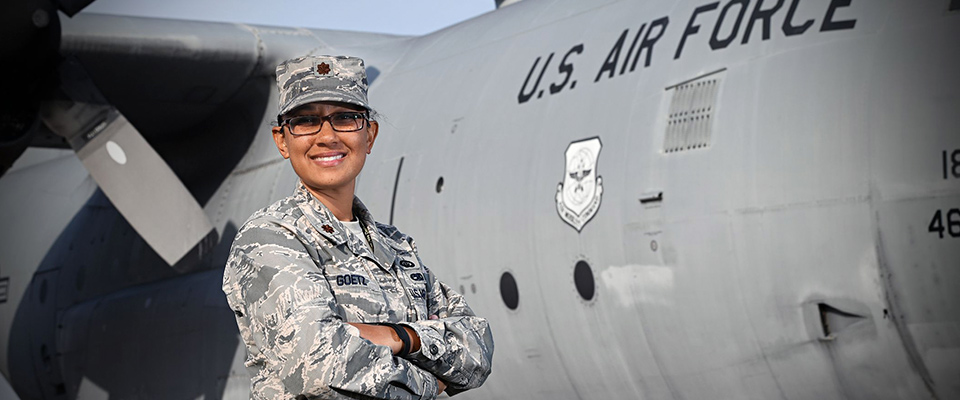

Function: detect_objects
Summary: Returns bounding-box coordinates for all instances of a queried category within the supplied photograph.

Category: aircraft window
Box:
[574,260,595,301]
[664,72,723,153]
[500,272,519,310]
[436,177,444,193]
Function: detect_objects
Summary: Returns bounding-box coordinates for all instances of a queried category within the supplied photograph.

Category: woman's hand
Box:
[437,379,446,394]
[347,323,421,355]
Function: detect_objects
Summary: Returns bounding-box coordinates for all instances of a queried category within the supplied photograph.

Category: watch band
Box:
[382,323,411,357]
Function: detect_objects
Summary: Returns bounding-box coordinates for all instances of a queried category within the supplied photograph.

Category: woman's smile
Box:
[310,152,347,166]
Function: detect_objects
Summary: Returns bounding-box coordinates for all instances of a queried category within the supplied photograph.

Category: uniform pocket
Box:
[323,258,386,321]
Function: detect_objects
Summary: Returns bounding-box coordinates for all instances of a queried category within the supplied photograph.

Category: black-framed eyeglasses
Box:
[278,112,368,136]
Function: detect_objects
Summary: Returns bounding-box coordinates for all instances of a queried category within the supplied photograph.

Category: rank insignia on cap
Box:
[321,224,335,233]
[317,62,331,75]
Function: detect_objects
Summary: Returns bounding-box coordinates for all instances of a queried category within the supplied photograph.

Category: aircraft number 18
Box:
[944,149,960,180]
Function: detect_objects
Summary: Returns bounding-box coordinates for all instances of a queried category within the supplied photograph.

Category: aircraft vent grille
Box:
[663,77,720,153]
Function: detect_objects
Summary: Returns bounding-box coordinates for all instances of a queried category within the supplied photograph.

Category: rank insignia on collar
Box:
[321,224,335,233]
[317,62,331,75]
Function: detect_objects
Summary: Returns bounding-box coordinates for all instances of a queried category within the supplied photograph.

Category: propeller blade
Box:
[40,100,216,270]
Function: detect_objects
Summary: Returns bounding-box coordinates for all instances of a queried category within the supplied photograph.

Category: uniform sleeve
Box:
[223,221,439,400]
[401,260,494,395]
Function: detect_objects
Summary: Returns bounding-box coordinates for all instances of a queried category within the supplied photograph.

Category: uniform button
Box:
[430,344,439,355]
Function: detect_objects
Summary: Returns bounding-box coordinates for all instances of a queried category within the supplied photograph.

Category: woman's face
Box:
[272,102,379,198]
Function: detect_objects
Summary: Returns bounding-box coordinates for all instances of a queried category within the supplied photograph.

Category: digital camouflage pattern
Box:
[276,55,370,116]
[223,183,494,400]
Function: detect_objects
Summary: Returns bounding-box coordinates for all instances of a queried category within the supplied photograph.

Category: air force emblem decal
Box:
[556,137,603,232]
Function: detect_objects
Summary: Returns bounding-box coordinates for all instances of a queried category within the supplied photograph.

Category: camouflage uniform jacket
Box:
[223,183,494,400]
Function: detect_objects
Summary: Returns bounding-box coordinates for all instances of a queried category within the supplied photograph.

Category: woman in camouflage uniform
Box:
[222,55,493,400]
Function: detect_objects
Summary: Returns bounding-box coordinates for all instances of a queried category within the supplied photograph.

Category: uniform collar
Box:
[294,183,404,267]
[294,182,348,246]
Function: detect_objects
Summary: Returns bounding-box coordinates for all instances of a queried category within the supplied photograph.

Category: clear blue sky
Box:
[83,0,496,36]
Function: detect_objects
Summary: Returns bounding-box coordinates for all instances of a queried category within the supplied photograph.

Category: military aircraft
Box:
[1,0,958,399]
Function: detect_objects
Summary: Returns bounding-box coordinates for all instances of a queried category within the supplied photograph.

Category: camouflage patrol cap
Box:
[276,55,369,116]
